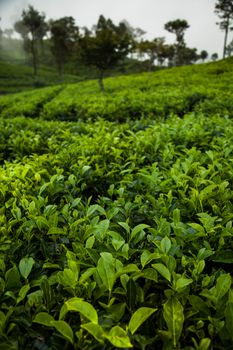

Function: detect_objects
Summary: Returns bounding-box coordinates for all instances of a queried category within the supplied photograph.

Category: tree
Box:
[211,52,219,61]
[200,50,208,62]
[160,44,176,66]
[138,37,165,70]
[215,0,233,58]
[79,15,134,92]
[164,19,190,65]
[49,17,79,78]
[14,5,47,76]
[178,47,199,65]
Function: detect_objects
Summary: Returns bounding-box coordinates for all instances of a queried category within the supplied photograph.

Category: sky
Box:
[0,0,231,57]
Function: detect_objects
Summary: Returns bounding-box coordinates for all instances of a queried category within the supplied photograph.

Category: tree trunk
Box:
[31,39,38,76]
[58,60,63,81]
[98,70,105,92]
[58,50,64,80]
[223,17,229,59]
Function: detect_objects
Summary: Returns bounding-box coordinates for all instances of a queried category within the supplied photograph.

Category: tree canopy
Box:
[14,5,47,76]
[49,17,79,78]
[164,19,190,65]
[79,15,134,91]
[215,0,233,58]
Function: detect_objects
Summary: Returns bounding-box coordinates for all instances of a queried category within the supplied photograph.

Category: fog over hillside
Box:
[0,0,231,57]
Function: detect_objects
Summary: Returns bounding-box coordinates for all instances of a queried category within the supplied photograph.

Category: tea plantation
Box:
[0,59,233,349]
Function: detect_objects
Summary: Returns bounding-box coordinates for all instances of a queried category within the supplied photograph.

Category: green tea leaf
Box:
[19,257,35,279]
[175,277,193,292]
[58,268,77,289]
[212,251,233,263]
[53,320,73,344]
[128,307,157,335]
[126,278,137,310]
[47,227,65,235]
[197,338,211,350]
[0,311,6,331]
[79,267,96,284]
[106,325,132,348]
[225,302,233,341]
[115,264,140,279]
[215,273,231,300]
[131,224,149,241]
[161,236,171,254]
[81,323,105,343]
[97,252,116,293]
[33,312,54,326]
[152,263,171,282]
[95,219,110,240]
[163,297,184,347]
[142,268,158,282]
[17,284,30,304]
[5,266,20,289]
[87,205,105,217]
[140,250,160,268]
[118,221,130,234]
[60,297,98,324]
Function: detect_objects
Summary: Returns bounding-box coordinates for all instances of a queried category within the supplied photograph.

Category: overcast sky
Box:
[0,0,231,57]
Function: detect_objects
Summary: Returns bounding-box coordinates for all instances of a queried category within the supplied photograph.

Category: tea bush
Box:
[0,59,233,349]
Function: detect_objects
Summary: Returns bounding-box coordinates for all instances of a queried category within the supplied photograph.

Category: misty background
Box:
[0,0,228,57]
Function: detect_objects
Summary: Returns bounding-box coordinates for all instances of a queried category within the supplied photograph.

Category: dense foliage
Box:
[0,57,233,121]
[0,58,232,349]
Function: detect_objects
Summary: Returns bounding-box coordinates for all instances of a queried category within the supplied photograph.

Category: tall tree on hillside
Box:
[215,0,233,58]
[164,19,190,65]
[79,15,134,92]
[200,50,208,62]
[49,17,79,78]
[14,5,47,76]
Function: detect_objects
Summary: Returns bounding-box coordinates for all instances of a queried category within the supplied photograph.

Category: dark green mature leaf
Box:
[34,314,73,344]
[5,266,21,289]
[212,251,233,263]
[225,302,233,341]
[0,311,6,332]
[127,278,137,310]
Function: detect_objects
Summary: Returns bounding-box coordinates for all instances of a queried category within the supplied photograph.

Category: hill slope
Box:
[0,57,233,120]
[0,59,80,94]
[0,59,233,349]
